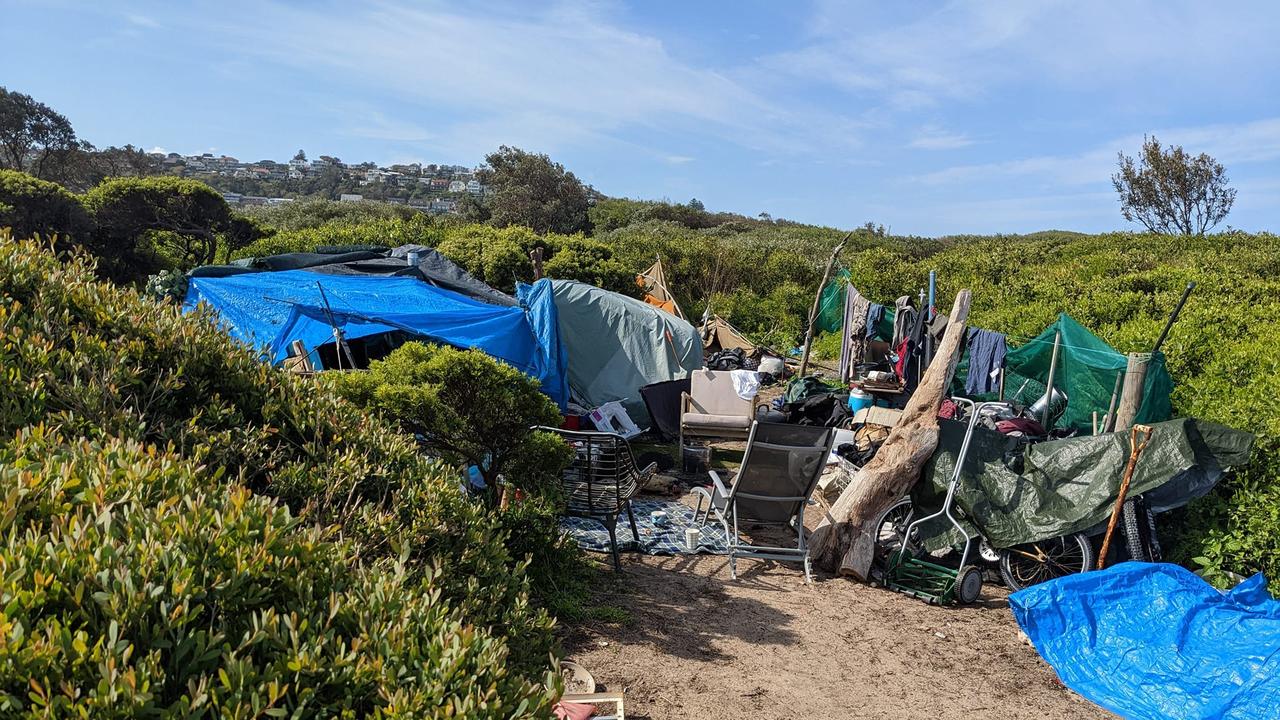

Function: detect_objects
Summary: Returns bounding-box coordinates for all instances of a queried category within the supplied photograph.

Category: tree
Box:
[1112,136,1236,236]
[0,169,92,247]
[293,149,307,162]
[329,342,571,508]
[688,197,705,211]
[83,176,238,281]
[0,86,86,184]
[477,146,591,234]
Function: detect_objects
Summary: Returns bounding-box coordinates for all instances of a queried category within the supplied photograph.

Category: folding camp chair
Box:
[692,422,835,581]
[542,427,657,570]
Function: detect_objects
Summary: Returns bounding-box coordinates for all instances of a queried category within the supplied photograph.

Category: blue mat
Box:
[561,498,730,556]
[1010,562,1280,720]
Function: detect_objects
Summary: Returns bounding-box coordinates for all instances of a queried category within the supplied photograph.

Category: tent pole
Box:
[798,233,850,377]
[316,282,357,370]
[1040,329,1062,428]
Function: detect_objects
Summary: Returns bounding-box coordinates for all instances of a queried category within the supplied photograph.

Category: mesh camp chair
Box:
[542,427,657,570]
[692,422,835,581]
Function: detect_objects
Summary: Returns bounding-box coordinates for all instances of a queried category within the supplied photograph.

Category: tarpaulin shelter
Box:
[635,256,685,319]
[953,313,1174,432]
[914,417,1253,550]
[184,270,568,408]
[521,279,702,426]
[701,314,759,354]
[191,245,517,307]
[1010,563,1280,719]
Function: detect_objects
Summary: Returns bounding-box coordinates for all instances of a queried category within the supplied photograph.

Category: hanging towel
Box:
[838,286,871,383]
[964,327,1007,395]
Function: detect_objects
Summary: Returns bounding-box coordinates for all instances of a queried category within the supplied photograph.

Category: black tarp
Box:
[912,417,1254,550]
[190,245,516,306]
[640,378,689,440]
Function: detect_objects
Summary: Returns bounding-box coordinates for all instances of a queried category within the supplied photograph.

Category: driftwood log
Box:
[808,289,972,580]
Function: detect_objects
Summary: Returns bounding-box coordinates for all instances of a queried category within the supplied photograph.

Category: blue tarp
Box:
[185,270,568,408]
[1010,563,1280,719]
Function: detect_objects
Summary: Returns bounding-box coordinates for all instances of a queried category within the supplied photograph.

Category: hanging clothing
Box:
[838,286,871,383]
[730,369,761,400]
[964,327,1008,396]
[865,303,886,341]
[891,295,917,347]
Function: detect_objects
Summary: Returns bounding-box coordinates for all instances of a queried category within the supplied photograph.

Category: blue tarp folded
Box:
[184,269,568,408]
[1010,562,1280,719]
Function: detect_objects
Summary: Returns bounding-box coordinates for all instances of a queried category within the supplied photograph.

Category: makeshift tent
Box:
[701,314,758,354]
[952,314,1174,432]
[520,279,702,426]
[185,270,568,408]
[636,257,685,319]
[913,417,1253,549]
[1011,563,1280,720]
[191,245,517,306]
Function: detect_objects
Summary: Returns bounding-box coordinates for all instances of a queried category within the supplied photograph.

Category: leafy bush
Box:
[0,429,553,717]
[0,234,564,710]
[329,342,572,503]
[81,176,252,282]
[0,169,91,246]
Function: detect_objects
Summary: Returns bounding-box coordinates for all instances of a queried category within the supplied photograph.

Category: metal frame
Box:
[541,426,656,570]
[691,421,835,582]
[898,397,992,573]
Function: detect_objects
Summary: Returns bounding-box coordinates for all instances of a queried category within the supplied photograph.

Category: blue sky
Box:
[4,0,1279,235]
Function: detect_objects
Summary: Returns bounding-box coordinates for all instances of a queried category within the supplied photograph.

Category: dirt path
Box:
[562,497,1111,720]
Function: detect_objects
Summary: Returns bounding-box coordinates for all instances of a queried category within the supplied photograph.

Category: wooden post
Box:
[808,289,972,580]
[1113,353,1151,432]
[530,247,544,280]
[1041,329,1062,428]
[798,234,850,377]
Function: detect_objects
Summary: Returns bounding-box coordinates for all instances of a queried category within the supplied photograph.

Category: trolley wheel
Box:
[998,533,1095,592]
[955,565,984,605]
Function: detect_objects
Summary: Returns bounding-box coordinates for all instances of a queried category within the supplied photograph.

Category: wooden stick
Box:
[1103,369,1124,433]
[1097,424,1154,569]
[799,234,850,378]
[1113,353,1150,432]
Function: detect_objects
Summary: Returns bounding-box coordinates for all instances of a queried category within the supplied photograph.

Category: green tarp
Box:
[953,314,1174,432]
[545,280,703,426]
[815,269,851,334]
[913,417,1253,550]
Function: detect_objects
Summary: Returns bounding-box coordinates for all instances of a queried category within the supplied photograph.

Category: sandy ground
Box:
[562,493,1112,720]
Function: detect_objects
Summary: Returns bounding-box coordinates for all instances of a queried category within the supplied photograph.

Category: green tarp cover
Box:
[952,314,1174,432]
[913,417,1253,550]
[815,269,851,334]
[547,280,703,426]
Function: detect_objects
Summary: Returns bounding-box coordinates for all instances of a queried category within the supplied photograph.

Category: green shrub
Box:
[0,234,564,707]
[243,197,424,231]
[0,169,91,247]
[0,429,554,717]
[329,342,572,503]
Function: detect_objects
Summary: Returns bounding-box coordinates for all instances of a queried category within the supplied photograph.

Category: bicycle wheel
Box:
[999,533,1094,591]
[872,498,914,571]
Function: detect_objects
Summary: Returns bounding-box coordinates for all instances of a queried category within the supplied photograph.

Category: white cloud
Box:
[664,155,694,165]
[148,146,167,154]
[195,1,852,159]
[915,117,1280,187]
[126,14,159,28]
[908,127,974,150]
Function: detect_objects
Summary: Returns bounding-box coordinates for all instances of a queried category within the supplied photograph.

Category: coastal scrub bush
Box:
[0,169,91,246]
[0,233,564,709]
[0,430,554,717]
